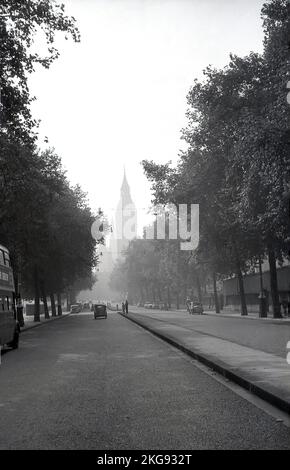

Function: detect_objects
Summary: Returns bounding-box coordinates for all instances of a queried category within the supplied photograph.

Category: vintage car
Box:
[190,301,204,314]
[144,302,153,309]
[70,304,81,314]
[93,303,107,319]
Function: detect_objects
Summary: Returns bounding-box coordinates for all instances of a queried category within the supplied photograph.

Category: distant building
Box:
[223,263,290,314]
[78,169,137,303]
[115,168,137,259]
[98,243,114,273]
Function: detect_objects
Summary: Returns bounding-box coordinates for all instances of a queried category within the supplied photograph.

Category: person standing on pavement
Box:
[16,297,25,327]
[281,299,287,316]
[125,299,128,314]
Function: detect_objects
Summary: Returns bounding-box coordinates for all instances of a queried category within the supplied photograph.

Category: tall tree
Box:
[0,0,80,143]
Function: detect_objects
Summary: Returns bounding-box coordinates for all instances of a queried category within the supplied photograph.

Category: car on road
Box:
[190,301,204,314]
[70,304,81,314]
[144,302,153,309]
[93,304,107,319]
[108,301,120,311]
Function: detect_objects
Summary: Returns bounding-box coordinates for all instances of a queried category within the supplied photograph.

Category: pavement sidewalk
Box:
[120,309,290,414]
[161,306,290,322]
[143,306,290,323]
[20,312,70,332]
[204,309,290,322]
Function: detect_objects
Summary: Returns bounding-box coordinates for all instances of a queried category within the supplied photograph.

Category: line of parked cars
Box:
[70,301,108,319]
[70,301,91,314]
[139,300,204,314]
[140,302,169,310]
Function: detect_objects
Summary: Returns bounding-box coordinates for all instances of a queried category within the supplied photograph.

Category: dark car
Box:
[70,304,81,314]
[190,302,204,314]
[144,302,153,309]
[93,304,107,319]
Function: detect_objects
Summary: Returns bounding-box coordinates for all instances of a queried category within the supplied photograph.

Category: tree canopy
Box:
[138,0,290,317]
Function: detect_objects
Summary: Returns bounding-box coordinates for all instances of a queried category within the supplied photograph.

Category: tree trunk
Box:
[176,285,180,310]
[213,272,220,313]
[268,244,281,318]
[66,291,70,312]
[196,275,202,303]
[145,284,150,301]
[50,293,57,317]
[14,272,19,298]
[139,285,144,303]
[57,292,62,316]
[152,285,156,303]
[236,264,248,316]
[70,289,76,306]
[258,256,264,293]
[40,281,50,319]
[232,242,247,316]
[190,287,194,299]
[176,269,180,310]
[183,284,187,306]
[167,285,171,309]
[158,286,163,302]
[34,266,41,322]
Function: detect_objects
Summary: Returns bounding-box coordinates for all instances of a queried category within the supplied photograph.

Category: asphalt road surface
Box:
[0,312,289,450]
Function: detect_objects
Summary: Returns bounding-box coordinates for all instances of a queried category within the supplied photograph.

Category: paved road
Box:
[132,308,290,357]
[0,312,289,449]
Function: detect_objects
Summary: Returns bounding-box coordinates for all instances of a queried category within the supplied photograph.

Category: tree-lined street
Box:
[1,0,290,453]
[0,312,290,450]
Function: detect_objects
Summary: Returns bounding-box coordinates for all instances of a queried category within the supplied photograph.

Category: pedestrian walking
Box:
[122,301,125,313]
[125,299,128,314]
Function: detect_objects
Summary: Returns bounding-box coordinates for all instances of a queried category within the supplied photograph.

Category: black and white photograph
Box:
[0,0,290,456]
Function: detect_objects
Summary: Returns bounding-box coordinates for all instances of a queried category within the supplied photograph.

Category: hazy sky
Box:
[29,0,265,230]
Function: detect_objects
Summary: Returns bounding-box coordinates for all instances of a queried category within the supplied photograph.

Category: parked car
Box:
[70,304,81,314]
[144,302,153,309]
[108,301,119,311]
[152,303,160,309]
[190,302,204,314]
